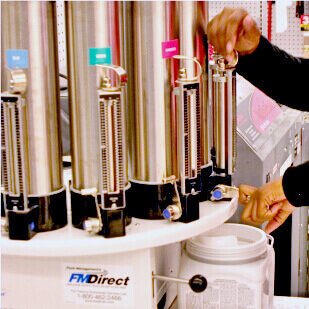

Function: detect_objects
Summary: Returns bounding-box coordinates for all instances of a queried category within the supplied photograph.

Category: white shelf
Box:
[1,198,237,257]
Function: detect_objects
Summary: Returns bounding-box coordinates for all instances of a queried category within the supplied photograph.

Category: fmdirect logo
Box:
[69,273,130,286]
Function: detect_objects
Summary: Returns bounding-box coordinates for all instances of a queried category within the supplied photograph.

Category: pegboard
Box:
[208,2,265,34]
[271,1,306,57]
[209,1,306,57]
[56,1,306,75]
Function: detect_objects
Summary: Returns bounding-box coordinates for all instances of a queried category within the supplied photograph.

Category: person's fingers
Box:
[243,218,262,227]
[238,184,256,204]
[236,15,261,55]
[265,219,282,234]
[207,7,236,56]
[242,15,260,39]
[241,198,255,225]
[265,207,293,234]
[242,195,277,226]
[243,15,255,32]
[250,198,273,223]
[240,186,258,226]
[207,7,260,60]
[214,12,229,56]
[254,199,276,222]
[207,14,220,52]
[241,208,264,227]
[224,8,248,61]
[268,202,283,216]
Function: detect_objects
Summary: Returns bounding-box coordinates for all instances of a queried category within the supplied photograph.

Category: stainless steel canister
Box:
[65,2,128,236]
[124,2,180,219]
[178,1,210,168]
[1,1,67,236]
[211,58,237,175]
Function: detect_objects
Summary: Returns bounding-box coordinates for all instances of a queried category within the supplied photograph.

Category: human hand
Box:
[207,7,261,63]
[239,178,295,233]
[264,200,295,234]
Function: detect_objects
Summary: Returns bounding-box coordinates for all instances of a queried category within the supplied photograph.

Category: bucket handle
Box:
[266,234,274,248]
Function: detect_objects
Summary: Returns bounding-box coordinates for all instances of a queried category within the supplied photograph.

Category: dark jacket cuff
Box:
[282,162,309,207]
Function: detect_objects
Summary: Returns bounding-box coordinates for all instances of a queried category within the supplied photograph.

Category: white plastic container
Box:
[178,223,275,309]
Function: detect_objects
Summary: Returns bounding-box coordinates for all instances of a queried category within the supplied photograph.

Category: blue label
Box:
[89,47,112,66]
[6,49,28,69]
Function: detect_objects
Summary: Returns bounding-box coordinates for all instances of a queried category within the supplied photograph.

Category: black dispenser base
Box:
[70,188,131,232]
[71,189,98,229]
[126,181,175,220]
[101,209,126,238]
[179,192,200,223]
[2,188,67,240]
[7,205,39,240]
[201,169,232,201]
[200,165,213,201]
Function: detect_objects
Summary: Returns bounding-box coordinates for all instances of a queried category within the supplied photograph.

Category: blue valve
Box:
[163,209,172,220]
[30,222,35,231]
[211,185,238,201]
[212,189,223,200]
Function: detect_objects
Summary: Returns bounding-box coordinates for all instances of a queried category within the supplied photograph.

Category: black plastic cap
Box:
[189,274,207,293]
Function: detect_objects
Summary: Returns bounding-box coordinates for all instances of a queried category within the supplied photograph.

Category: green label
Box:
[89,47,112,66]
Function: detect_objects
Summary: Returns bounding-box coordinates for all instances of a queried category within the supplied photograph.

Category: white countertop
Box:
[274,296,309,308]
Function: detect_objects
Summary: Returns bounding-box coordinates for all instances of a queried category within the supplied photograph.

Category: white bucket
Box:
[178,223,275,309]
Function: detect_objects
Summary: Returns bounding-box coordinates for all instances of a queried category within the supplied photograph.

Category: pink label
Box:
[208,43,214,61]
[162,39,179,59]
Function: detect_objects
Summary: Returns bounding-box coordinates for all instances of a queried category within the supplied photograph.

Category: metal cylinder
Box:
[123,2,180,219]
[65,2,129,235]
[127,2,176,184]
[213,72,227,170]
[66,1,127,189]
[66,1,123,191]
[1,1,67,236]
[127,1,208,184]
[178,1,210,167]
[1,1,63,195]
[211,58,237,174]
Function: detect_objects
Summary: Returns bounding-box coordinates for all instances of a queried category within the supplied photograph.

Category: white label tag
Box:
[184,278,260,309]
[280,154,292,176]
[63,263,134,307]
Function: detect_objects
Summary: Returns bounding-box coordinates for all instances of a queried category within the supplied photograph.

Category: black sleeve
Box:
[236,36,309,112]
[282,161,309,207]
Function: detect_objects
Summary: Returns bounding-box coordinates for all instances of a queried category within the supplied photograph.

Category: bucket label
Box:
[63,263,134,308]
[162,39,179,59]
[89,47,112,66]
[182,278,261,309]
[6,49,28,69]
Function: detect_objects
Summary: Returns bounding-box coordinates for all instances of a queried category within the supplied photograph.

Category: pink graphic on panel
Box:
[251,88,282,133]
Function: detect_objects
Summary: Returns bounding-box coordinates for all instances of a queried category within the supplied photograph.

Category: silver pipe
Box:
[179,2,196,77]
[213,72,227,170]
[210,56,236,174]
[153,274,189,285]
[226,68,237,175]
